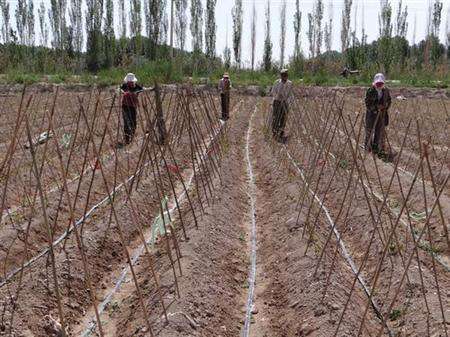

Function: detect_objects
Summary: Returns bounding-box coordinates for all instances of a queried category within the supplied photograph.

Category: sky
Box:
[207,0,450,67]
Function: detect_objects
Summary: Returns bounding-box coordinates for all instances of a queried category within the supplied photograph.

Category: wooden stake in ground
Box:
[154,83,167,145]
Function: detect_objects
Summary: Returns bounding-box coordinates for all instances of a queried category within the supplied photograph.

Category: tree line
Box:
[0,0,449,79]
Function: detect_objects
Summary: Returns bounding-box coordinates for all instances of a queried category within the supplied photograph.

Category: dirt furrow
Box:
[249,103,384,336]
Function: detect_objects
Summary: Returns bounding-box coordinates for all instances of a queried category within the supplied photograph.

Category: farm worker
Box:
[364,73,392,157]
[271,69,293,143]
[120,73,144,146]
[218,73,232,120]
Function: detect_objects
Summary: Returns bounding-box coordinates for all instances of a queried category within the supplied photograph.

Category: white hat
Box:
[223,73,230,78]
[280,69,289,74]
[124,73,138,83]
[373,73,385,84]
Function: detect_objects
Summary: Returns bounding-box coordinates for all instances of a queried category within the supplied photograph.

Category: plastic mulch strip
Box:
[150,196,171,247]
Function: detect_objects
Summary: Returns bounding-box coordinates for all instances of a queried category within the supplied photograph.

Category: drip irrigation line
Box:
[0,133,143,225]
[284,146,394,337]
[304,131,450,273]
[81,113,227,336]
[0,157,152,288]
[242,106,257,337]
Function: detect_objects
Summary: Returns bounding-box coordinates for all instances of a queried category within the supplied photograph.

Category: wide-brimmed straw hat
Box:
[124,73,138,83]
[223,73,230,78]
[373,73,385,84]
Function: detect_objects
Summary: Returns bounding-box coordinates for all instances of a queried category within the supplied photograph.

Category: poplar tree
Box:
[446,8,450,58]
[48,0,60,48]
[205,0,217,58]
[379,1,393,42]
[293,0,302,61]
[232,0,243,67]
[38,1,48,46]
[307,13,314,58]
[223,19,231,68]
[130,0,142,53]
[324,2,333,53]
[70,0,83,53]
[159,0,168,45]
[26,0,35,46]
[340,0,352,52]
[361,2,367,46]
[431,0,443,37]
[119,0,126,39]
[161,9,169,45]
[175,0,188,51]
[263,0,272,71]
[313,0,324,56]
[145,0,165,58]
[430,0,443,66]
[250,1,256,70]
[280,0,287,68]
[16,0,28,45]
[395,0,408,38]
[0,0,10,43]
[86,0,103,70]
[190,0,203,53]
[392,0,408,69]
[49,0,67,50]
[378,0,393,73]
[103,0,115,67]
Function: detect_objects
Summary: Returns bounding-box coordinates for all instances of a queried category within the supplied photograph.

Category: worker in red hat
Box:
[218,73,232,120]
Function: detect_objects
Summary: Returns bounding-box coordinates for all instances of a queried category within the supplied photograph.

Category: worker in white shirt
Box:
[271,69,293,142]
[218,73,232,120]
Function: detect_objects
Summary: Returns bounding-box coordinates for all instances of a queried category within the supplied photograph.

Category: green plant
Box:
[5,71,39,84]
[339,159,348,169]
[389,308,402,321]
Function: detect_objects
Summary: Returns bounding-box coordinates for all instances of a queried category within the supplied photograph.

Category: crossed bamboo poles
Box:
[0,86,229,336]
[266,90,449,336]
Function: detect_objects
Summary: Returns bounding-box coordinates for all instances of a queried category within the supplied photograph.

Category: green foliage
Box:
[293,0,302,61]
[205,0,217,59]
[0,30,447,90]
[190,0,203,53]
[389,308,402,321]
[263,0,272,72]
[5,70,39,84]
[232,0,243,67]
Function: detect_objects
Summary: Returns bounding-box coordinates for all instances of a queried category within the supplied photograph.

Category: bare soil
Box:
[1,87,449,337]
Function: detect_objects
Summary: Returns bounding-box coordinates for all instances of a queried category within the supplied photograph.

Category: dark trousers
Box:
[122,105,137,144]
[272,100,288,137]
[221,93,230,120]
[365,110,386,151]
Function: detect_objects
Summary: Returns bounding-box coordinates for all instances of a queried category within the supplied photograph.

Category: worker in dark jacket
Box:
[364,73,392,156]
[218,73,232,120]
[120,73,143,146]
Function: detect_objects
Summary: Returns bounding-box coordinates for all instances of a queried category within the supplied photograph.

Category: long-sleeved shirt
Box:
[271,79,293,104]
[218,78,232,94]
[365,86,391,113]
[365,86,392,126]
[120,83,143,107]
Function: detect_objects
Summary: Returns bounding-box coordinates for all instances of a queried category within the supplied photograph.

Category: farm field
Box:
[0,85,449,337]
